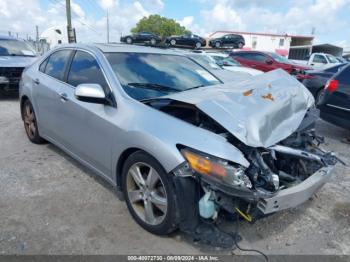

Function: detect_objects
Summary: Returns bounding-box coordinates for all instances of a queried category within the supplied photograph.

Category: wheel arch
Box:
[20,95,30,120]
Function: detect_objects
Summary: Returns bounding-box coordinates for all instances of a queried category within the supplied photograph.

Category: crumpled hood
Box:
[0,56,38,67]
[165,69,315,148]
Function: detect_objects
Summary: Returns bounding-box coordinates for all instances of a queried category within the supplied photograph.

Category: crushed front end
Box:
[174,107,339,223]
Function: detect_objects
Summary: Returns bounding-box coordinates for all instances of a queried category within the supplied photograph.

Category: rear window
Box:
[336,64,350,84]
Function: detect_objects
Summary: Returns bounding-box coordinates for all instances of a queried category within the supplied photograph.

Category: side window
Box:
[67,51,108,93]
[249,53,267,62]
[313,55,327,64]
[44,50,72,81]
[39,57,49,73]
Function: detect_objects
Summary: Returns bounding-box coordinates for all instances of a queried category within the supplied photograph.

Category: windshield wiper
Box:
[185,84,206,91]
[127,82,181,93]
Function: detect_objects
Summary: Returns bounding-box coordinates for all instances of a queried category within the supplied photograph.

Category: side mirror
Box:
[75,84,108,105]
[266,59,273,65]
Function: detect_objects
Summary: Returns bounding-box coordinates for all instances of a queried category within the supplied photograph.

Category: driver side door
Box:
[56,50,117,178]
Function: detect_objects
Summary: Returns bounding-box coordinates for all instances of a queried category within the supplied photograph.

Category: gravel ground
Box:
[0,96,349,255]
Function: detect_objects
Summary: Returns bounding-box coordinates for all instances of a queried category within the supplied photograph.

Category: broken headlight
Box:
[180,148,252,189]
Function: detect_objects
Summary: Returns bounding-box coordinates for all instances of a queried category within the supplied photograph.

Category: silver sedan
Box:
[19,43,338,244]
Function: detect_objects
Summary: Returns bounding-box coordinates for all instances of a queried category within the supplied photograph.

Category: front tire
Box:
[22,99,45,144]
[238,42,244,49]
[215,41,221,48]
[122,151,178,235]
[170,39,176,46]
[150,38,156,46]
[195,42,201,49]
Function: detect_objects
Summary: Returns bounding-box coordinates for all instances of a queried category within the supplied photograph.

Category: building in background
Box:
[208,31,314,57]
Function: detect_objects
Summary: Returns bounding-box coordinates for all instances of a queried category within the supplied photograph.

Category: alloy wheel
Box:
[126,162,168,225]
[23,102,36,140]
[195,42,201,49]
[170,39,176,46]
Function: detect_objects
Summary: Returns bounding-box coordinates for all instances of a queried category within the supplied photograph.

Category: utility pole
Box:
[106,10,110,43]
[36,25,39,42]
[65,0,76,43]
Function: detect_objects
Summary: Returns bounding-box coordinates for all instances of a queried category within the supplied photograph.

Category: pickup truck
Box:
[291,53,341,69]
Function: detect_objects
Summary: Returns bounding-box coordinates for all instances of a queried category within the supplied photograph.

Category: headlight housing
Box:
[180,148,252,189]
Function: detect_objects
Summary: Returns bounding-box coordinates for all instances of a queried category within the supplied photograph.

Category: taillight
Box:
[325,79,339,93]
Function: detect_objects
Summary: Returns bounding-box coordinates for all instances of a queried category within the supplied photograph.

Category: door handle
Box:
[59,92,69,102]
[34,78,40,85]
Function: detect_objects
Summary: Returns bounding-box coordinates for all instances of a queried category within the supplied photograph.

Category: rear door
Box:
[56,50,115,176]
[239,52,271,72]
[327,65,350,114]
[34,49,73,142]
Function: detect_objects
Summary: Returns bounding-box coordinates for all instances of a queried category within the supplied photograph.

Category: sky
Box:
[0,0,349,47]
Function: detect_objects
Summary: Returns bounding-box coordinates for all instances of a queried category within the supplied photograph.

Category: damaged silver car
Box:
[20,44,339,246]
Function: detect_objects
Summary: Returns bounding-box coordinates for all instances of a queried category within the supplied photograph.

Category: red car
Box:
[230,51,311,76]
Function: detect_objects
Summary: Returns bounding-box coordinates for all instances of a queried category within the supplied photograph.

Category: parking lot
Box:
[0,95,349,255]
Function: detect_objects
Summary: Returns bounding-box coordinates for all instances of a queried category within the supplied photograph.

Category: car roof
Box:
[0,35,24,41]
[55,43,183,55]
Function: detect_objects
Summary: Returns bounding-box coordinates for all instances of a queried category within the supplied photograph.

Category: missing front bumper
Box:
[257,166,334,214]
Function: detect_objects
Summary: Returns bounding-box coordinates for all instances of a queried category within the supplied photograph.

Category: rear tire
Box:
[22,99,46,144]
[215,41,221,48]
[126,37,133,44]
[195,42,201,49]
[238,42,244,49]
[315,89,326,107]
[170,39,176,46]
[122,151,178,235]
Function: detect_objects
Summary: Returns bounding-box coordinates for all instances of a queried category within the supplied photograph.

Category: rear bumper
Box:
[257,166,334,214]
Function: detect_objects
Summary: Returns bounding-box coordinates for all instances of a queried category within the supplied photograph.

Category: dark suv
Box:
[209,34,245,49]
[165,34,206,48]
[318,64,350,130]
[120,32,161,46]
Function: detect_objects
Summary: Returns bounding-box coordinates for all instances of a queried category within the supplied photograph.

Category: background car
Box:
[318,63,350,130]
[120,32,161,45]
[301,63,347,104]
[209,34,245,49]
[206,52,263,76]
[165,34,206,48]
[231,50,311,76]
[0,35,37,95]
[185,52,251,82]
[290,53,341,69]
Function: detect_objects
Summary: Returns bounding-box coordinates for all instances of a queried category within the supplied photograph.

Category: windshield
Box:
[105,52,221,101]
[211,55,241,66]
[326,54,338,63]
[188,55,221,70]
[0,39,36,56]
[268,52,290,64]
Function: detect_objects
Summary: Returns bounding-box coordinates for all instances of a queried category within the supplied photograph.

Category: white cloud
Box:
[98,0,116,10]
[0,0,164,43]
[178,16,194,28]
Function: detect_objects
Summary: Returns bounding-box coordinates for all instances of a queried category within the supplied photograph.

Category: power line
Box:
[47,0,103,36]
